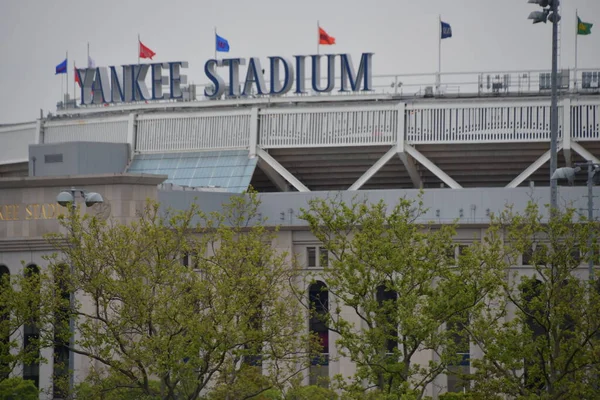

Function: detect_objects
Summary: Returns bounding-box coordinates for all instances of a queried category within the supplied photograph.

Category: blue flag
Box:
[216,34,230,52]
[441,21,452,39]
[55,58,67,75]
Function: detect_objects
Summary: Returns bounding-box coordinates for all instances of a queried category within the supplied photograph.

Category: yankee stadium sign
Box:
[75,53,373,105]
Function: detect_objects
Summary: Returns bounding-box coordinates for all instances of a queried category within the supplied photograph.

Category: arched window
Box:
[522,278,545,393]
[23,264,40,388]
[0,265,10,380]
[308,281,329,386]
[53,264,70,398]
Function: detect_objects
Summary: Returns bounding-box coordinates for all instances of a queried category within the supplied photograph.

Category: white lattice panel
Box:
[259,106,397,148]
[44,118,129,144]
[571,103,600,141]
[136,112,251,152]
[0,124,37,164]
[406,103,562,144]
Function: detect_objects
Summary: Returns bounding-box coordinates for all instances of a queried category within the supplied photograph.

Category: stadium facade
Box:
[1,56,600,398]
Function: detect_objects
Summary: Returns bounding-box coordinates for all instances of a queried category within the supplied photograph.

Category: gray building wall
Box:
[28,142,129,177]
[158,186,599,228]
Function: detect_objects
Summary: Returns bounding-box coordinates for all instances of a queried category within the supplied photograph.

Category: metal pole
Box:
[68,188,76,396]
[575,10,579,90]
[437,15,441,93]
[588,161,595,281]
[549,2,559,211]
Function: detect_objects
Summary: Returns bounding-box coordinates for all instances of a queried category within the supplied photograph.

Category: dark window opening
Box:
[23,264,40,389]
[307,246,328,268]
[309,282,329,386]
[44,154,63,163]
[447,313,470,393]
[376,285,398,355]
[522,279,545,393]
[53,264,70,398]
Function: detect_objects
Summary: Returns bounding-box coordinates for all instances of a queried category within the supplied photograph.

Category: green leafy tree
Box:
[0,266,45,388]
[466,203,600,399]
[24,192,310,400]
[0,377,38,400]
[299,195,500,399]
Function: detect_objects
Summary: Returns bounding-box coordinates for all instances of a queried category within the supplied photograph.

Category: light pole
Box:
[56,188,103,396]
[552,162,599,281]
[528,0,561,211]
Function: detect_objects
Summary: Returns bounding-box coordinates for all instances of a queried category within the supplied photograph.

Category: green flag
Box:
[577,17,593,35]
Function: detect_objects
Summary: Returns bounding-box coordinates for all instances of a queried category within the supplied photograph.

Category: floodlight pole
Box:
[586,161,595,281]
[549,0,559,212]
[56,187,103,397]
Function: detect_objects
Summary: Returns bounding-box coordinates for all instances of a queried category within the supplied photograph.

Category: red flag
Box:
[319,27,336,45]
[139,41,156,60]
[74,66,81,87]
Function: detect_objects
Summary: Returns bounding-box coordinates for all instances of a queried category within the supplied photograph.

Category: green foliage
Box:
[0,377,38,400]
[285,383,338,400]
[438,393,475,400]
[206,366,282,400]
[299,194,500,399]
[467,203,600,399]
[16,191,311,400]
[75,379,162,399]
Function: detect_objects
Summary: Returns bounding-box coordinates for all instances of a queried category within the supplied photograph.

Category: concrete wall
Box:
[28,142,129,177]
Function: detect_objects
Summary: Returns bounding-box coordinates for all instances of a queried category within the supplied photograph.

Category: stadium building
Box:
[0,53,599,398]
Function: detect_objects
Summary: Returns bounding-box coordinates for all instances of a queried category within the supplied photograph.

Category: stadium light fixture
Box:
[527,0,560,211]
[56,187,104,396]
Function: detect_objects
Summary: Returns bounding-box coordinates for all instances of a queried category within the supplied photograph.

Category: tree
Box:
[0,265,45,388]
[466,203,600,399]
[299,195,500,399]
[24,192,311,399]
[0,377,38,400]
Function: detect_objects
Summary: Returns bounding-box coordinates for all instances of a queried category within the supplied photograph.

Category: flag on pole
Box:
[216,34,230,52]
[578,17,593,35]
[441,21,452,39]
[139,41,156,59]
[88,55,96,68]
[55,58,67,74]
[319,27,336,45]
[74,66,80,86]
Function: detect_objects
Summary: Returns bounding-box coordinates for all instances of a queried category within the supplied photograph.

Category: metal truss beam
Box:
[257,158,289,192]
[349,146,397,191]
[571,142,600,164]
[404,145,462,189]
[256,148,310,192]
[398,152,422,189]
[506,146,563,188]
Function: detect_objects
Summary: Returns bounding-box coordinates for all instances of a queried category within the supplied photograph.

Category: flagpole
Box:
[87,42,90,68]
[214,27,217,60]
[138,34,140,64]
[575,9,579,90]
[73,61,76,105]
[317,20,320,55]
[437,15,441,92]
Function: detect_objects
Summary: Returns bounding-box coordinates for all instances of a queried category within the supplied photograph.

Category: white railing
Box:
[259,106,397,148]
[0,123,37,164]
[405,102,562,144]
[135,111,252,152]
[571,101,600,141]
[193,68,600,102]
[43,117,129,144]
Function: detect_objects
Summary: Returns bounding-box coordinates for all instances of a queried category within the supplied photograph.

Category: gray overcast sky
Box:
[0,0,598,124]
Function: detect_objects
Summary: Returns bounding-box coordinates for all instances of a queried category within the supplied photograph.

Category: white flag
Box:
[88,56,95,68]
